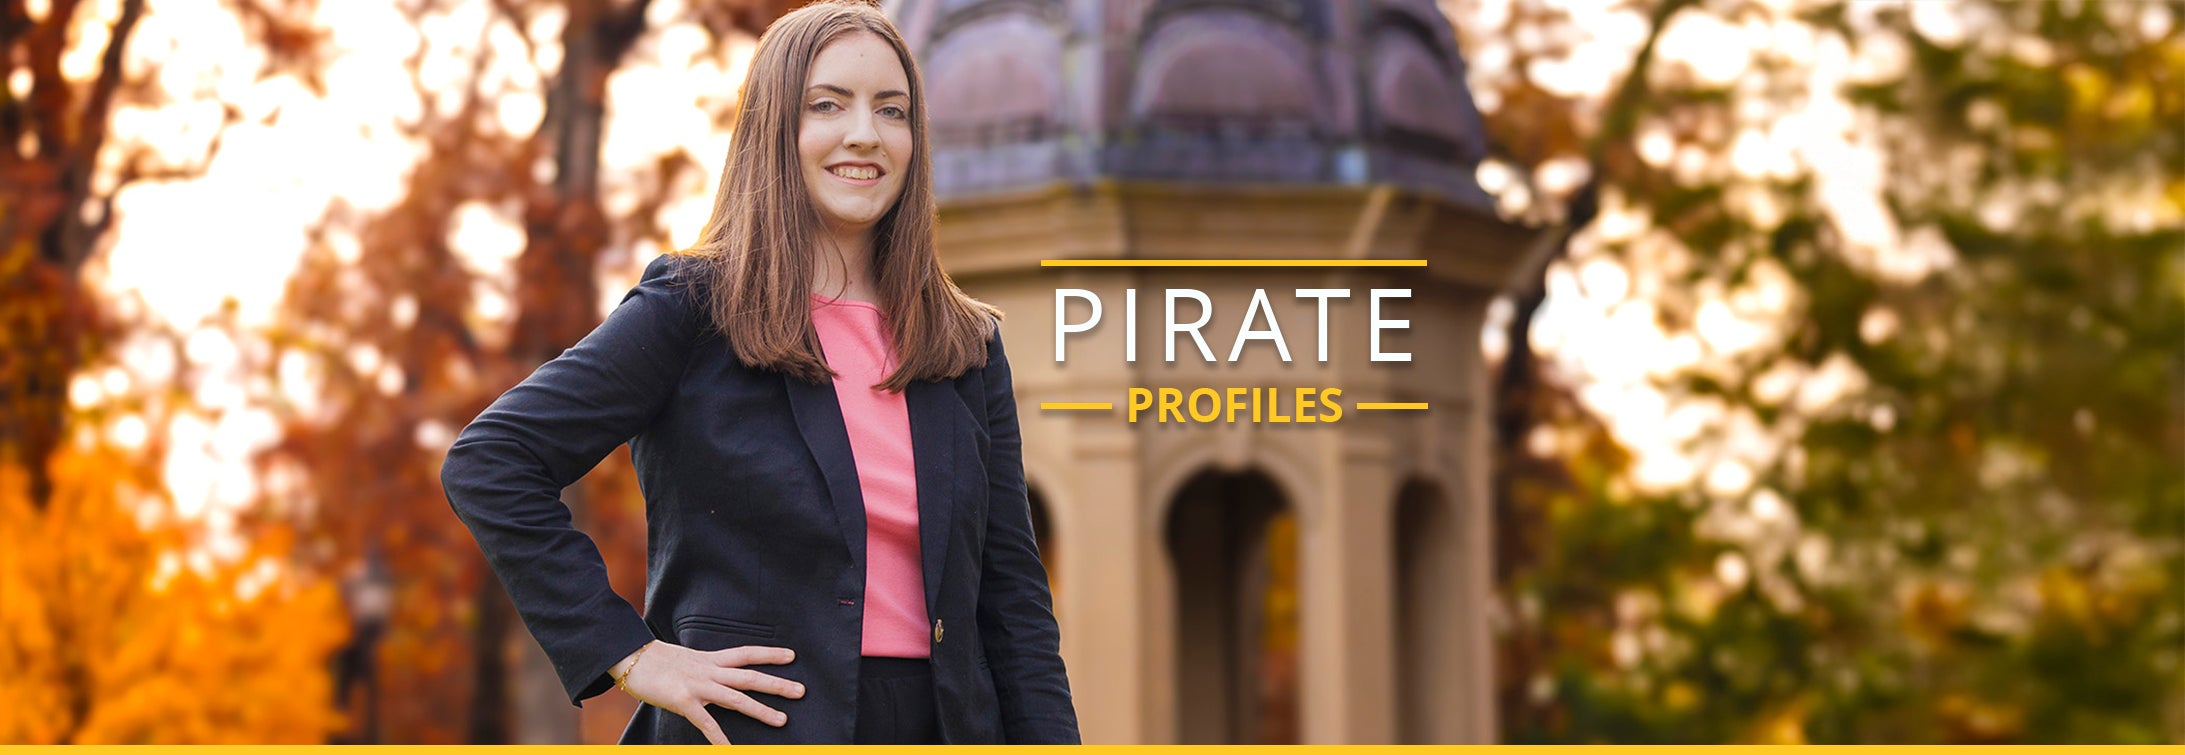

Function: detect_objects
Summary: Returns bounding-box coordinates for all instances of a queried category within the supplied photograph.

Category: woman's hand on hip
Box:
[613,641,805,744]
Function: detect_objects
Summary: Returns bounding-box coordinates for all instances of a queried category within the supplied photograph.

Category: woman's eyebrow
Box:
[807,83,909,100]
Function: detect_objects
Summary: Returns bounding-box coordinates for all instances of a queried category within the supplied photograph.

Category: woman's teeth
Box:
[830,165,879,180]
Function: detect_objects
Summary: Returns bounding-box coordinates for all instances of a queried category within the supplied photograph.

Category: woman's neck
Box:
[812,223,879,304]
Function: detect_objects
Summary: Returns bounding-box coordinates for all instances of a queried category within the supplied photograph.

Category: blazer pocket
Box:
[674,614,778,647]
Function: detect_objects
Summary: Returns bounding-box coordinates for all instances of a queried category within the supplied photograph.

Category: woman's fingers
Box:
[713,646,801,698]
[674,699,733,745]
[700,684,789,728]
[714,645,796,668]
[714,666,807,699]
[648,644,801,739]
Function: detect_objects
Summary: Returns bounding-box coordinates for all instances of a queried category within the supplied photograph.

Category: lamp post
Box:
[336,549,393,743]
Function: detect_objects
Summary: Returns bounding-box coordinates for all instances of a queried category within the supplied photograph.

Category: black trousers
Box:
[853,657,941,744]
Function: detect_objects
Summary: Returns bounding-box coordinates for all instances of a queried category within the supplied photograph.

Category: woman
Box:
[439,0,1078,744]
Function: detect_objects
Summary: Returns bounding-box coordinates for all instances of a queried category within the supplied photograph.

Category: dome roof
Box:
[887,0,1491,206]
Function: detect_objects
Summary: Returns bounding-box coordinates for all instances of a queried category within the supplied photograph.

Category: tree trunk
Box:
[468,577,513,743]
[0,0,145,509]
[475,0,653,742]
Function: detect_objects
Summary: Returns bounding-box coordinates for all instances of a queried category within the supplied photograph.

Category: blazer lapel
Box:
[903,379,957,617]
[784,372,959,618]
[783,373,868,571]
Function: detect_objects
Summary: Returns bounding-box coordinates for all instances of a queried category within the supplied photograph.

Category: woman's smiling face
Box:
[798,31,913,237]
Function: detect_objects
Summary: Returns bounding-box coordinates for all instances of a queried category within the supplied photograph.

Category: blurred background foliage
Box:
[0,0,2177,743]
[1461,0,2183,743]
[0,448,348,743]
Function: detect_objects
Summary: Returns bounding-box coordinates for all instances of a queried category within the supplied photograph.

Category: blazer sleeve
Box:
[972,323,1084,743]
[439,253,705,707]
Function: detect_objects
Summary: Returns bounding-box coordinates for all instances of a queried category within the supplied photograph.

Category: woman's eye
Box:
[880,105,907,119]
[809,100,840,113]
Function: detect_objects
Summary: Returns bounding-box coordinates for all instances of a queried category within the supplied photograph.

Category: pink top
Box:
[809,292,930,658]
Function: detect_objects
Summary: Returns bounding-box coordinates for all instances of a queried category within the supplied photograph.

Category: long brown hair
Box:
[684,0,997,392]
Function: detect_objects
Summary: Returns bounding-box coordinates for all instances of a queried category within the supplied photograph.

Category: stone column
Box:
[1297,427,1399,743]
[1048,422,1143,743]
[1451,379,1498,743]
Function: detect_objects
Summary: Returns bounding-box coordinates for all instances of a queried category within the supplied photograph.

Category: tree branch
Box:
[58,0,145,272]
[1496,0,1701,476]
[77,0,145,159]
[1577,0,1698,208]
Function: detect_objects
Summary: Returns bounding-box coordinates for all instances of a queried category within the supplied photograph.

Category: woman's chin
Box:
[818,204,891,230]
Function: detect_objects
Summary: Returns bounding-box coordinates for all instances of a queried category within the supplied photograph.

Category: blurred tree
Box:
[257,0,797,742]
[0,0,327,509]
[0,0,145,509]
[1460,0,2184,743]
[0,0,355,743]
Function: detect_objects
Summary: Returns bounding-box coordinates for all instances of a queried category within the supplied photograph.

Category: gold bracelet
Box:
[613,640,655,692]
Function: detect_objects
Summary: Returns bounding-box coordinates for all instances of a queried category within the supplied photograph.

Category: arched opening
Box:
[1163,468,1298,744]
[1393,478,1456,743]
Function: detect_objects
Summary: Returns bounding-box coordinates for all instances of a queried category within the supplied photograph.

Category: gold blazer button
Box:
[933,619,944,643]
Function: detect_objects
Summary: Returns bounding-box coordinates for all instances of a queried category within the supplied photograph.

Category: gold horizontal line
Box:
[1039,402,1115,411]
[1356,402,1430,411]
[1039,259,1427,268]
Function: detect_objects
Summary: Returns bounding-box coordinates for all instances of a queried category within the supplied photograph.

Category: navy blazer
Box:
[440,254,1079,744]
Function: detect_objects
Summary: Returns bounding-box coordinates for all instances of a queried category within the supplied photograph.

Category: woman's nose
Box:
[844,111,880,150]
